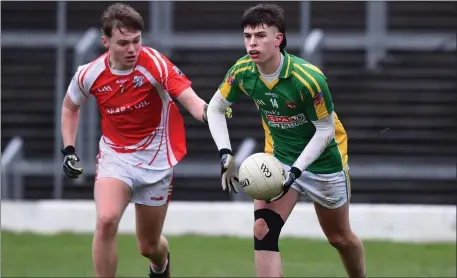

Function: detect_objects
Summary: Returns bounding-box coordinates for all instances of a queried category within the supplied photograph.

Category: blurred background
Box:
[1,1,456,205]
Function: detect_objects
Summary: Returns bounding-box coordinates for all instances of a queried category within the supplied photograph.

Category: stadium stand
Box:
[1,2,456,204]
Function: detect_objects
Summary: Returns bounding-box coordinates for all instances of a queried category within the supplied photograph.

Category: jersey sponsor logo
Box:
[313,91,324,104]
[116,78,128,84]
[133,76,144,88]
[265,92,278,98]
[254,98,266,106]
[266,113,308,129]
[173,65,183,76]
[105,100,151,115]
[263,109,280,115]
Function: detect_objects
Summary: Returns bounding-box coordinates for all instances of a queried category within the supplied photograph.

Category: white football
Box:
[238,153,286,201]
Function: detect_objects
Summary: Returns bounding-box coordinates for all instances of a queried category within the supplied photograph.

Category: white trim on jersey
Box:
[136,64,178,166]
[148,47,169,81]
[67,53,107,106]
[142,48,163,82]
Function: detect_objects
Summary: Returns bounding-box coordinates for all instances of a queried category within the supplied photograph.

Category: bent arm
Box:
[293,112,335,171]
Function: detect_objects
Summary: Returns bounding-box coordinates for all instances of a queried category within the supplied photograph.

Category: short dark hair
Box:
[101,3,144,38]
[241,3,287,50]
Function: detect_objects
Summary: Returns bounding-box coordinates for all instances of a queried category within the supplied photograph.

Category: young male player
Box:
[60,3,230,278]
[206,3,366,278]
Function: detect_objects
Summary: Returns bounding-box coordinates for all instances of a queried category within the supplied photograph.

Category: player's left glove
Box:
[266,166,302,203]
[203,103,232,123]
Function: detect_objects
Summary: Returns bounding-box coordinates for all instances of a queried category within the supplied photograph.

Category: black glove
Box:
[266,166,302,203]
[61,145,83,179]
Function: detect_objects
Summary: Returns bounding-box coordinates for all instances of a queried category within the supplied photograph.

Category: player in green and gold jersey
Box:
[206,3,366,278]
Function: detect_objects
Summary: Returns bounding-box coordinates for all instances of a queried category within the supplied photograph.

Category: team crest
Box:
[226,75,234,85]
[313,91,324,104]
[133,76,144,88]
[285,100,296,109]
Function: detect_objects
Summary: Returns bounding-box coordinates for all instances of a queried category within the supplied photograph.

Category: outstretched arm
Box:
[176,87,207,122]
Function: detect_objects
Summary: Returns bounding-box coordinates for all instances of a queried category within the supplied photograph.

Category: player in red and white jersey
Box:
[60,4,230,278]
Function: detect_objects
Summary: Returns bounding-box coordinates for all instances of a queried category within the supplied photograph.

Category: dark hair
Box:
[241,3,287,50]
[101,3,144,38]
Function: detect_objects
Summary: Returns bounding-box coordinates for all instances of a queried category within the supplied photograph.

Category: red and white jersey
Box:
[67,46,191,170]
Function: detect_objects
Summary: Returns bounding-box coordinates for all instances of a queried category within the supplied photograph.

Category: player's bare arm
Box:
[60,92,84,179]
[175,87,207,122]
[61,93,81,147]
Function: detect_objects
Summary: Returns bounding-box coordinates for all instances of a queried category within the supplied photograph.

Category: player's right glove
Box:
[266,166,301,203]
[218,148,239,194]
[61,145,83,179]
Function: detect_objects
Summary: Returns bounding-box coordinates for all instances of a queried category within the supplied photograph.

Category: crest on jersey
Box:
[313,91,324,104]
[173,65,183,76]
[133,76,144,88]
[226,75,234,85]
[285,100,296,109]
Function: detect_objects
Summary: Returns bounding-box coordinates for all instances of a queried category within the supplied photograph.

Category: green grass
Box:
[2,232,456,277]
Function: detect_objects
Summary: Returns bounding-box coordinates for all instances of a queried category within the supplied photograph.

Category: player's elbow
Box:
[63,94,80,113]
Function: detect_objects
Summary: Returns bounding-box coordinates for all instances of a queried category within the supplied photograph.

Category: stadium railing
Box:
[1,1,455,200]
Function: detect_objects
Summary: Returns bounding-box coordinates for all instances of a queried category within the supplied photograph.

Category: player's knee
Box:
[327,232,354,250]
[96,214,121,238]
[254,209,284,252]
[138,235,167,258]
[253,218,269,240]
[138,241,159,258]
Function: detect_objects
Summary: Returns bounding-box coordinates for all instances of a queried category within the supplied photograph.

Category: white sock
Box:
[151,258,168,274]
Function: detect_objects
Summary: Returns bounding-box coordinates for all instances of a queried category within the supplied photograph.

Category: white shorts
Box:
[95,151,174,207]
[284,164,351,209]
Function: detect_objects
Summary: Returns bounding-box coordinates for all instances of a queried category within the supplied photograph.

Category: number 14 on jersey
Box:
[270,98,279,108]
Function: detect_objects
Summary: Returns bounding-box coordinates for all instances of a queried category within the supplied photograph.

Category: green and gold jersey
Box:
[218,50,348,174]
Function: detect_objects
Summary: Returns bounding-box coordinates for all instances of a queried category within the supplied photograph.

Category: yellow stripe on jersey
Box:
[333,112,348,169]
[219,80,232,98]
[239,81,248,95]
[294,64,329,119]
[235,58,251,66]
[292,71,314,96]
[295,64,322,92]
[259,76,279,90]
[261,118,274,154]
[219,66,251,98]
[233,66,251,76]
[303,64,324,76]
[284,55,291,77]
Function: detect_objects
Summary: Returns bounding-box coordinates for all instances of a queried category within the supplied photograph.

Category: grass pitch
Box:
[2,232,455,277]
